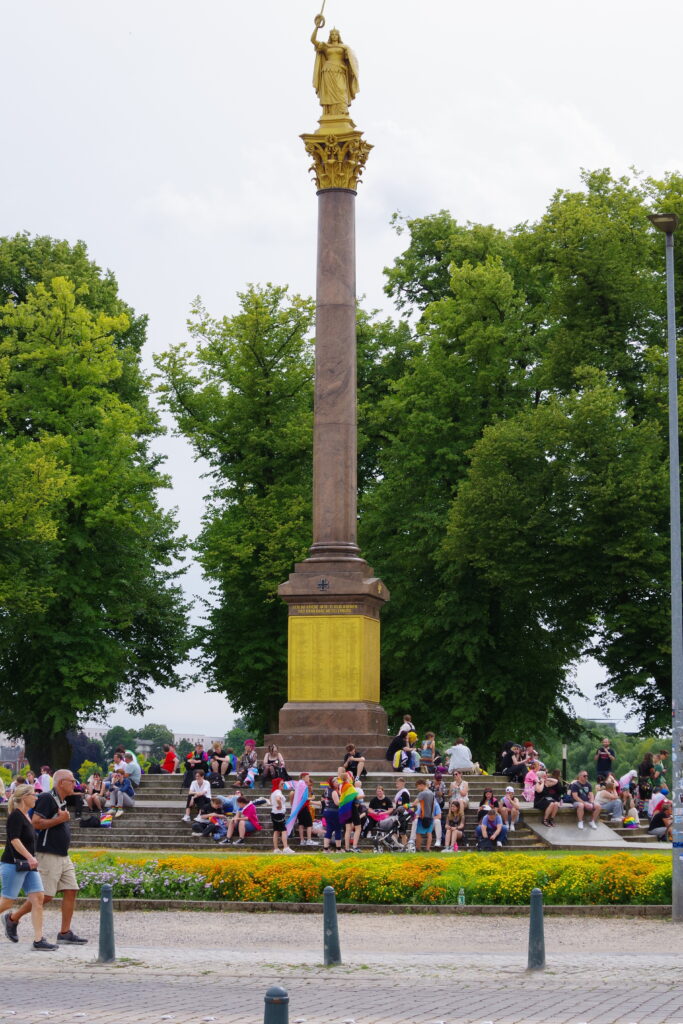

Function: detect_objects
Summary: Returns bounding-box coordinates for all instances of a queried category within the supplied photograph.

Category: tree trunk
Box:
[23,729,72,774]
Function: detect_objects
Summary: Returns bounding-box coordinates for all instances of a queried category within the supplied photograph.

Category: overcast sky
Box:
[3,0,680,735]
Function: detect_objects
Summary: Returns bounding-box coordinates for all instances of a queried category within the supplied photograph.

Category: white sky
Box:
[3,0,679,734]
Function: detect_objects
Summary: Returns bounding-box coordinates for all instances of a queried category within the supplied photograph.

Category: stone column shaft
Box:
[310,188,360,561]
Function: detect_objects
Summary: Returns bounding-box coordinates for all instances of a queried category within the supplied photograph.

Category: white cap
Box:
[505,786,515,792]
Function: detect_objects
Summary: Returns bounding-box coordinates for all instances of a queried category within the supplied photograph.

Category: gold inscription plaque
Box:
[288,614,380,703]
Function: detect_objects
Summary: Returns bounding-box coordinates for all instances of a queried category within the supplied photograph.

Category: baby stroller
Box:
[364,806,413,853]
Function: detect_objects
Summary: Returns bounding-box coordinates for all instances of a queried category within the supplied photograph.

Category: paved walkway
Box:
[2,909,682,1024]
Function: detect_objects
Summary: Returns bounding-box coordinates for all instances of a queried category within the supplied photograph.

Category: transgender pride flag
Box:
[285,779,310,836]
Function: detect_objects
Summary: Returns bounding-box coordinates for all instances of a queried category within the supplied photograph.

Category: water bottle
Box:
[457,887,466,906]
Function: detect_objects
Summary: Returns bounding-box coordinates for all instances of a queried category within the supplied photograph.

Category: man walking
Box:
[5,769,87,944]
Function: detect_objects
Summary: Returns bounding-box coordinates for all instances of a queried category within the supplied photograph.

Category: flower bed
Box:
[70,852,672,906]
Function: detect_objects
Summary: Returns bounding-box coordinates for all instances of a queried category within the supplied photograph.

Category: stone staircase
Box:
[0,772,545,852]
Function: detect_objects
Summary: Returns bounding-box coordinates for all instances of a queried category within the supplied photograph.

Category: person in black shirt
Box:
[8,769,87,945]
[594,738,616,782]
[1,784,57,950]
[648,802,672,841]
[368,786,394,812]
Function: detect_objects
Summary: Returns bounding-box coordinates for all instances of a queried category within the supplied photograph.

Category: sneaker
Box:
[510,823,516,832]
[182,815,191,822]
[3,911,18,943]
[115,809,124,818]
[190,831,203,838]
[350,846,361,853]
[589,820,598,830]
[434,841,442,848]
[282,847,295,855]
[577,820,584,829]
[57,930,88,944]
[496,840,503,847]
[218,837,232,845]
[272,848,282,854]
[33,938,58,951]
[442,847,452,854]
[233,838,244,846]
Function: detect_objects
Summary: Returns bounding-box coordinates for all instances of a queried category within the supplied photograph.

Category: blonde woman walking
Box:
[1,784,56,950]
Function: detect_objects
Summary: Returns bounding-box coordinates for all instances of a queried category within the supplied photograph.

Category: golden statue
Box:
[311,14,359,119]
[302,7,372,191]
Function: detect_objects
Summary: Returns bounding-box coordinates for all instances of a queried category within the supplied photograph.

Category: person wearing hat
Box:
[500,786,520,831]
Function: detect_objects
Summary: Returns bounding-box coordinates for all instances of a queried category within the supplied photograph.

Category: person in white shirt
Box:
[398,715,415,736]
[445,739,474,774]
[270,779,294,854]
[182,770,212,822]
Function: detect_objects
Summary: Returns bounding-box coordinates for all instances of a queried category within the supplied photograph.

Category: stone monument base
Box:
[263,700,391,772]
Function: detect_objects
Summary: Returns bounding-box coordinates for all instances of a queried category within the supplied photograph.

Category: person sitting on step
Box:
[182,770,212,823]
[499,787,520,831]
[342,744,366,782]
[222,795,262,846]
[570,770,601,831]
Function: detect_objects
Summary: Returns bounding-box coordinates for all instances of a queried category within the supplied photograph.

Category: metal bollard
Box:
[323,884,342,966]
[527,887,545,970]
[97,882,116,963]
[263,985,289,1024]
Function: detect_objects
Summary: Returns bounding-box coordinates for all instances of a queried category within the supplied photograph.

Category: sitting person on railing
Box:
[222,795,262,846]
[182,769,212,823]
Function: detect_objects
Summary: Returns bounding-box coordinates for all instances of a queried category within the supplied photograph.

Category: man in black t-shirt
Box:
[368,786,394,812]
[570,771,601,831]
[594,738,616,782]
[9,769,87,945]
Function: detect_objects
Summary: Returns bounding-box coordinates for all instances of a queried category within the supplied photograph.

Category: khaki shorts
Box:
[36,853,79,898]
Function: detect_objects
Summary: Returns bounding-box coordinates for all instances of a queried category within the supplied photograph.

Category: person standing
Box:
[270,779,294,854]
[1,784,57,950]
[594,738,616,782]
[7,770,87,944]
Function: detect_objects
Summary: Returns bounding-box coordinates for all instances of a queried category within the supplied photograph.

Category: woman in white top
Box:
[448,770,469,819]
[182,770,212,822]
[270,779,293,854]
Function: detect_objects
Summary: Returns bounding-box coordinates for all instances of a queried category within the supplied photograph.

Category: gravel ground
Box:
[40,905,683,955]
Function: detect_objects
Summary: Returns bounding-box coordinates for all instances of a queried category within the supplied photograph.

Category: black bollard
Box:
[263,985,289,1024]
[527,887,545,970]
[323,884,342,966]
[97,882,115,963]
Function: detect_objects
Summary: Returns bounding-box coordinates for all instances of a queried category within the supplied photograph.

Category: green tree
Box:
[156,285,315,733]
[224,715,261,752]
[137,722,175,760]
[361,170,679,750]
[102,726,140,760]
[0,235,192,769]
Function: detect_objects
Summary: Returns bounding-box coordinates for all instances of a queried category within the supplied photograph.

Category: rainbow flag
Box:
[338,779,358,826]
[285,779,310,836]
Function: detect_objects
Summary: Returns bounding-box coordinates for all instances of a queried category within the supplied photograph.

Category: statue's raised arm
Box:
[311,14,359,119]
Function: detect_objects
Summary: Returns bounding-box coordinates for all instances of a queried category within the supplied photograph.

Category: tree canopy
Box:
[0,235,192,769]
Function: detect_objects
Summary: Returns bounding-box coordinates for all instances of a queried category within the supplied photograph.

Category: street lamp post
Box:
[648,211,682,922]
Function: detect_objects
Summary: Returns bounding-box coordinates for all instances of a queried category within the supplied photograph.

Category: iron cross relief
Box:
[317,577,330,591]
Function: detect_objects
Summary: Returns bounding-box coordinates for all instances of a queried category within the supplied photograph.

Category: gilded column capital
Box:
[301,130,373,192]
